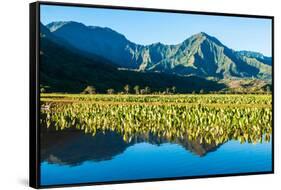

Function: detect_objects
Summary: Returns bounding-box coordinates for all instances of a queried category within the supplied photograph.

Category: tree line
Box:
[82,85,177,95]
[81,84,272,95]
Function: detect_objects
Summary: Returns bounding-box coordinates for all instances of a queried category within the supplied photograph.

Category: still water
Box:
[40,130,272,186]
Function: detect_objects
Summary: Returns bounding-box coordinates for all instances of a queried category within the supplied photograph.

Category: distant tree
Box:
[40,88,46,93]
[82,86,96,94]
[165,88,170,94]
[140,89,146,95]
[133,85,140,94]
[124,84,130,94]
[171,86,176,94]
[144,86,150,94]
[107,88,115,94]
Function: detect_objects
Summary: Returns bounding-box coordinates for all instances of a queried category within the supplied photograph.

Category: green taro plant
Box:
[40,94,272,145]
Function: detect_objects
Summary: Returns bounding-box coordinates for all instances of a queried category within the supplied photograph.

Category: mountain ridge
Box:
[43,21,272,80]
[40,26,226,93]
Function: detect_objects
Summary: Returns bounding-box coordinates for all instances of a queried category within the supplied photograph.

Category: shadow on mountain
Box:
[43,22,272,81]
[40,36,226,93]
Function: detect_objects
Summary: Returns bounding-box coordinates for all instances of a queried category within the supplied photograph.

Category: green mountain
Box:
[236,50,272,66]
[40,24,225,93]
[46,21,272,80]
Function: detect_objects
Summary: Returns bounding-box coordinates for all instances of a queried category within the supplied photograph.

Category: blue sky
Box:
[40,5,272,56]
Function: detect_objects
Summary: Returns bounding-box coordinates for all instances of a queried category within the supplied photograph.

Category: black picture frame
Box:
[29,1,274,188]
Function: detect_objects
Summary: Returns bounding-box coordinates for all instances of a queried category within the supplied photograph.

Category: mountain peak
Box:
[181,32,213,47]
[193,32,225,47]
[42,21,272,80]
[47,21,128,42]
[192,32,209,38]
[46,21,86,32]
[198,32,208,36]
[150,42,165,46]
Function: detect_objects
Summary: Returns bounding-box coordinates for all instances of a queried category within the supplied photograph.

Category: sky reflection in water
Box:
[40,130,272,186]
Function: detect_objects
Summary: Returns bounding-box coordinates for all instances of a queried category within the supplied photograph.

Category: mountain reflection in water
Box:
[40,126,272,186]
[41,128,222,166]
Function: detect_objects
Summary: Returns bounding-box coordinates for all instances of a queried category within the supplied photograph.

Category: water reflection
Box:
[41,127,225,166]
[40,127,272,186]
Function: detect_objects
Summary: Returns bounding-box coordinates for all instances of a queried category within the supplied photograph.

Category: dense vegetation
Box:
[46,22,272,80]
[39,22,272,147]
[40,23,272,95]
[40,37,226,93]
[41,94,272,145]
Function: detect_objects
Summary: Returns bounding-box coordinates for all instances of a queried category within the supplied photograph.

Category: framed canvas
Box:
[29,1,274,188]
